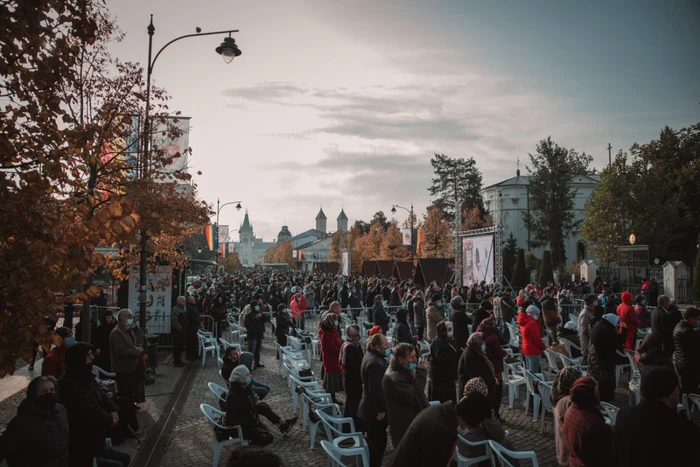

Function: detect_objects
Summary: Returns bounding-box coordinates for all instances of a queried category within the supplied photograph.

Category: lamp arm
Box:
[150,29,240,73]
[217,200,242,215]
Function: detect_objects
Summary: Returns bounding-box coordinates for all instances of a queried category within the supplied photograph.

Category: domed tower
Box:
[239,210,254,265]
[337,208,348,233]
[316,207,327,233]
[277,225,292,243]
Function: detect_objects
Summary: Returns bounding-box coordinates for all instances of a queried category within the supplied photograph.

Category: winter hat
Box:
[456,392,491,427]
[602,313,620,327]
[369,326,383,336]
[526,305,540,316]
[641,366,678,400]
[54,327,72,339]
[229,365,250,384]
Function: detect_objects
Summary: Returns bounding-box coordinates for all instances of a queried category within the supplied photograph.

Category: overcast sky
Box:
[107,0,700,241]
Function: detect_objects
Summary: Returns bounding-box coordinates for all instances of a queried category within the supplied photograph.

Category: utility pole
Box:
[608,143,612,166]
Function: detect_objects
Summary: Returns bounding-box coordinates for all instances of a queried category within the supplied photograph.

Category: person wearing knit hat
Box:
[588,309,627,402]
[517,304,546,373]
[455,391,516,461]
[225,361,297,445]
[612,366,700,466]
[562,377,612,467]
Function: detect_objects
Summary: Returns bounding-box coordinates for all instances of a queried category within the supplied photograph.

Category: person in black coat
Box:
[391,309,415,346]
[428,321,460,403]
[274,304,293,350]
[672,307,700,395]
[58,343,130,467]
[450,296,470,350]
[339,325,365,430]
[612,366,700,466]
[185,295,201,361]
[588,313,627,402]
[371,295,389,335]
[244,300,268,368]
[357,334,390,467]
[457,333,496,402]
[650,295,680,354]
[93,311,116,371]
[470,302,493,333]
[0,376,70,467]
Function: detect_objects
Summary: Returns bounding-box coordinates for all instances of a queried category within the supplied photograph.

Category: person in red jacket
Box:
[518,305,546,373]
[41,327,74,379]
[563,377,613,466]
[616,291,638,350]
[290,291,307,330]
[319,313,344,403]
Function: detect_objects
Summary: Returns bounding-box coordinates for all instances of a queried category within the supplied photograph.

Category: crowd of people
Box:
[2,268,699,467]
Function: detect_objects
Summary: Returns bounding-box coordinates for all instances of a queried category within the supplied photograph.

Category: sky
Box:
[107,0,700,241]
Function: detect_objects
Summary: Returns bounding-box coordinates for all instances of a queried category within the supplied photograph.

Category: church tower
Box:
[239,210,254,266]
[337,209,348,233]
[316,207,327,233]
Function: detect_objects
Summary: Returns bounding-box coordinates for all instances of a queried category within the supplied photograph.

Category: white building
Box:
[230,211,276,266]
[482,169,599,266]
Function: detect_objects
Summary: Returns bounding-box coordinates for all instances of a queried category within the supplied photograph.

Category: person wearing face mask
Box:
[225,366,297,446]
[339,325,365,430]
[41,327,74,379]
[518,304,546,373]
[244,299,268,369]
[457,333,496,405]
[0,376,69,467]
[382,343,428,449]
[477,317,507,422]
[58,343,130,467]
[319,312,344,404]
[109,309,144,401]
[358,334,391,467]
[428,320,460,403]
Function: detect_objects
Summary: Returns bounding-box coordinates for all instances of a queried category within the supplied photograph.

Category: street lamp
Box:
[391,204,415,260]
[137,15,242,330]
[215,198,242,256]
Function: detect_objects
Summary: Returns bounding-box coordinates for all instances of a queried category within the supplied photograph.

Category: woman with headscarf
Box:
[562,377,612,466]
[457,377,515,464]
[477,317,507,421]
[616,291,638,350]
[428,321,460,403]
[0,376,70,467]
[339,325,364,429]
[371,294,389,335]
[319,313,344,404]
[457,332,496,406]
[589,312,627,402]
[551,366,583,467]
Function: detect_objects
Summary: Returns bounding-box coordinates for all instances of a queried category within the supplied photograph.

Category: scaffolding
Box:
[457,225,504,286]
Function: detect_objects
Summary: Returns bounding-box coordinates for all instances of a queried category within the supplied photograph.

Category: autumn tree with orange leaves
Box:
[0,0,209,376]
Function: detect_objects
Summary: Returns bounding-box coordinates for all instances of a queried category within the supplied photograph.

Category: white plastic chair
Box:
[489,440,539,467]
[321,439,370,467]
[503,361,526,409]
[600,401,619,425]
[200,403,247,467]
[306,401,341,449]
[453,434,496,467]
[198,330,220,367]
[614,350,630,387]
[678,393,690,420]
[92,365,117,391]
[317,409,369,466]
[557,353,587,375]
[537,380,555,433]
[522,369,542,422]
[301,389,333,433]
[543,349,560,378]
[562,340,583,364]
[289,372,321,414]
[688,393,700,414]
[208,382,229,404]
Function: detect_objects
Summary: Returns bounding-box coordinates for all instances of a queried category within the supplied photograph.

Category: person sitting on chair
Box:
[221,346,269,400]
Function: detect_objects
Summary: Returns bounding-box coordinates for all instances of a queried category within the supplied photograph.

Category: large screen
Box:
[462,235,494,286]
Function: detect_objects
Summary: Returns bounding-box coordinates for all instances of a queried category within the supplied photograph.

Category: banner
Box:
[341,251,350,276]
[462,235,495,286]
[401,228,412,246]
[204,224,214,251]
[219,242,226,258]
[228,243,236,254]
[127,266,172,334]
[218,225,229,243]
[151,116,191,182]
[416,228,424,256]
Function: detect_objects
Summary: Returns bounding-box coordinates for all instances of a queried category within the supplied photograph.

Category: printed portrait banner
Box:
[218,225,229,243]
[127,266,172,334]
[401,228,412,246]
[341,251,350,276]
[462,234,495,286]
[151,116,191,182]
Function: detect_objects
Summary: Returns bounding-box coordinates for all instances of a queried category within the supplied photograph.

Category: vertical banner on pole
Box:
[204,224,214,251]
[401,228,412,246]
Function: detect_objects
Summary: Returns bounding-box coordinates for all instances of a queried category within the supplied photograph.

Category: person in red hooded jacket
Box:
[518,305,547,373]
[319,313,344,403]
[616,292,638,350]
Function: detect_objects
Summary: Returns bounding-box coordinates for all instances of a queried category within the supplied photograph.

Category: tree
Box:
[353,219,371,235]
[328,230,343,263]
[380,222,410,260]
[221,250,242,272]
[263,241,294,267]
[502,233,517,284]
[523,137,592,268]
[539,250,554,285]
[582,152,666,263]
[428,154,484,222]
[693,234,700,304]
[372,211,390,231]
[361,221,384,261]
[461,205,494,231]
[511,248,529,288]
[419,207,453,258]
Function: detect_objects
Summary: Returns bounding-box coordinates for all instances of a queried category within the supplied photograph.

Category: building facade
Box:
[230,211,276,266]
[481,170,599,267]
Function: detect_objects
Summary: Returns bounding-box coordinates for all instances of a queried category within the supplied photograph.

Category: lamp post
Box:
[215,198,242,256]
[137,16,242,330]
[391,204,415,260]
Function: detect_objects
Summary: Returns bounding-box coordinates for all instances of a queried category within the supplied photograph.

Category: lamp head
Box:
[216,35,242,64]
[391,206,397,214]
[236,203,242,211]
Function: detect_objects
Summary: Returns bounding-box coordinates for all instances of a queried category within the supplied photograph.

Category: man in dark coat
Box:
[390,309,415,346]
[469,301,493,335]
[109,309,143,400]
[244,300,268,368]
[650,295,680,353]
[185,295,201,361]
[381,343,428,448]
[672,307,700,394]
[450,296,470,350]
[93,311,116,371]
[58,343,130,467]
[358,334,390,467]
[171,296,188,367]
[612,366,700,466]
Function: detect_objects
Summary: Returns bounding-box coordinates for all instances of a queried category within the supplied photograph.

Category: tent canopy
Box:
[392,261,415,282]
[375,260,395,279]
[363,260,376,277]
[413,258,455,286]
